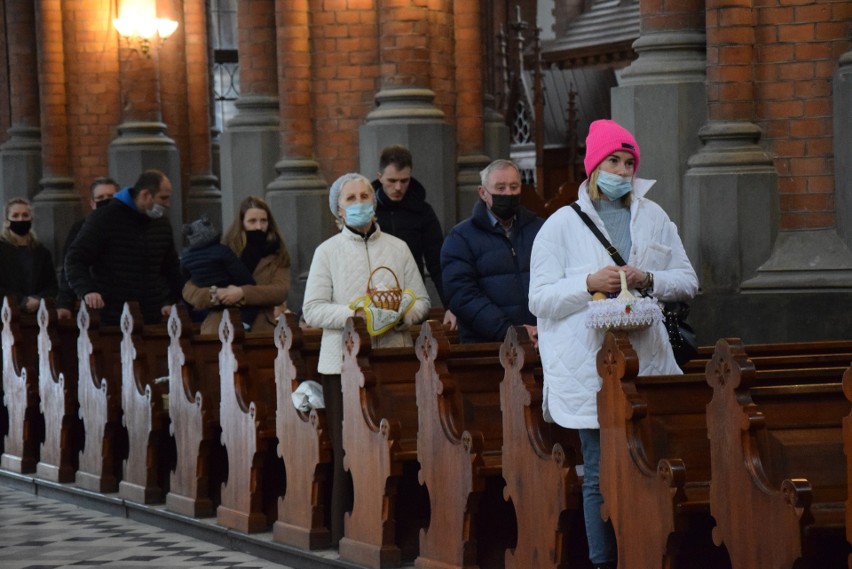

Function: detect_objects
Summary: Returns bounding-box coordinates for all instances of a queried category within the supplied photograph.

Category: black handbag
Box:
[569,202,698,366]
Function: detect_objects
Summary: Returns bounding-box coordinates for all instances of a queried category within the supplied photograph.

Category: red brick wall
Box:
[429,0,455,122]
[309,0,379,180]
[0,2,11,145]
[47,1,120,197]
[239,0,279,96]
[454,0,482,155]
[710,0,852,231]
[754,0,851,231]
[8,0,40,130]
[182,0,214,186]
[37,0,72,179]
[640,0,705,32]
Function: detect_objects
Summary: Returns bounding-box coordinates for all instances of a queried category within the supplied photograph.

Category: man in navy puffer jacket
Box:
[440,159,543,343]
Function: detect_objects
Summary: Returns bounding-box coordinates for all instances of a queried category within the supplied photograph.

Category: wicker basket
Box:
[367,266,402,311]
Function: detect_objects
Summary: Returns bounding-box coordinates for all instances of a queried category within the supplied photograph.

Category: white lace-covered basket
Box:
[585,296,663,332]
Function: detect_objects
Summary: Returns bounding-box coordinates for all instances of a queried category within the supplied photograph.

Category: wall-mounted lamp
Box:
[113,0,178,56]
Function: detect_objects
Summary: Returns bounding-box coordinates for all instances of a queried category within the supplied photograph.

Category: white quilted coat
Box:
[303,225,431,375]
[529,178,698,429]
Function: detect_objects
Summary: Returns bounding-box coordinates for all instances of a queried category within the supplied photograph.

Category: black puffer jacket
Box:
[65,189,183,325]
[0,239,58,308]
[372,177,446,303]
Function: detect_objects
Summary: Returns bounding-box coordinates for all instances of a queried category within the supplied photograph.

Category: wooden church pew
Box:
[413,320,515,569]
[597,331,852,569]
[75,304,127,493]
[500,326,585,569]
[164,305,227,518]
[35,299,82,482]
[272,313,333,550]
[216,309,283,533]
[1,296,44,473]
[338,316,427,569]
[706,338,851,569]
[117,302,174,504]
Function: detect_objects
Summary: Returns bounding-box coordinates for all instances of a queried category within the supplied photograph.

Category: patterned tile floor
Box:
[0,485,295,569]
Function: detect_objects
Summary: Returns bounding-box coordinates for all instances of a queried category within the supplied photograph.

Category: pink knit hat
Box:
[583,119,640,177]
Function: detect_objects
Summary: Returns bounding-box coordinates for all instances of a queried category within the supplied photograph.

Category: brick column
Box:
[183,0,221,230]
[0,0,43,203]
[264,0,328,313]
[0,1,8,143]
[612,0,707,227]
[107,3,182,239]
[835,49,852,251]
[359,0,456,232]
[219,0,281,226]
[31,0,77,265]
[453,0,490,221]
[682,0,777,299]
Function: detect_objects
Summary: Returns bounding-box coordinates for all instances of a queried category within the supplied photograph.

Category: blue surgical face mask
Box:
[596,170,633,201]
[344,202,375,228]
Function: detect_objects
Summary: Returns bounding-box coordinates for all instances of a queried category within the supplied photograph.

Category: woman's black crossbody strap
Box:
[569,202,627,266]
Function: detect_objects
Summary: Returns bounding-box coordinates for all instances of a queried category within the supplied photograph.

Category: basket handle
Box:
[366,265,401,293]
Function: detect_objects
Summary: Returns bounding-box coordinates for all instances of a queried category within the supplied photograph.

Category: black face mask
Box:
[245,229,267,246]
[8,220,31,236]
[94,198,112,209]
[488,193,521,221]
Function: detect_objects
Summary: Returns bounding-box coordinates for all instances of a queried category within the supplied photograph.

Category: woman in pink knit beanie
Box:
[528,119,698,569]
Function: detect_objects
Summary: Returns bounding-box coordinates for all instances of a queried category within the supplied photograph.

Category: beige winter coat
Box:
[183,254,290,335]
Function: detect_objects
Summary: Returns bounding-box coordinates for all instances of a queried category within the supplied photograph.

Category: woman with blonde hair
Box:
[182,196,290,334]
[0,197,58,313]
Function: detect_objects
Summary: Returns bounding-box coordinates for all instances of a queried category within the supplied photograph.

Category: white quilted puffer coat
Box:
[303,225,431,375]
[529,178,698,429]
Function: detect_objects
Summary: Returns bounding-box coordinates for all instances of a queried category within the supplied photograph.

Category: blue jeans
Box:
[579,428,617,566]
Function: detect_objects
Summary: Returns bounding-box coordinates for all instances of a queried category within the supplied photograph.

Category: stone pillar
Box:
[453,0,490,222]
[483,94,510,163]
[0,0,42,203]
[612,31,708,227]
[219,0,280,227]
[31,0,77,264]
[834,49,852,251]
[183,0,221,229]
[108,33,182,244]
[266,0,328,313]
[359,1,455,232]
[683,122,778,291]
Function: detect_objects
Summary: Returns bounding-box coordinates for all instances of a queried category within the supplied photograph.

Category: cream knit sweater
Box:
[302,225,431,375]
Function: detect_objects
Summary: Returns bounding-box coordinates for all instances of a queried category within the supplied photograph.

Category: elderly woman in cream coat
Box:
[301,172,430,543]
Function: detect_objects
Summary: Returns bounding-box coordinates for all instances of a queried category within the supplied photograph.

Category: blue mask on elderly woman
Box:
[344,202,375,228]
[596,170,633,201]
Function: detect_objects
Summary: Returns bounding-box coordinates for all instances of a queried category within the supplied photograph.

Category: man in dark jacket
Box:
[372,145,456,328]
[440,159,543,343]
[65,169,183,325]
[56,176,119,320]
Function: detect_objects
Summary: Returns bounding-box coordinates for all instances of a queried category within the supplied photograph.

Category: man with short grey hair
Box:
[440,159,543,343]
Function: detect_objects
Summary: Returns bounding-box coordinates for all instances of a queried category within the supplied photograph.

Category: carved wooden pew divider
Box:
[75,304,125,493]
[36,299,82,482]
[414,321,511,569]
[339,317,427,569]
[118,302,173,504]
[499,326,583,569]
[273,313,332,550]
[706,338,851,569]
[216,309,281,533]
[596,331,722,569]
[165,305,224,518]
[1,296,44,473]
